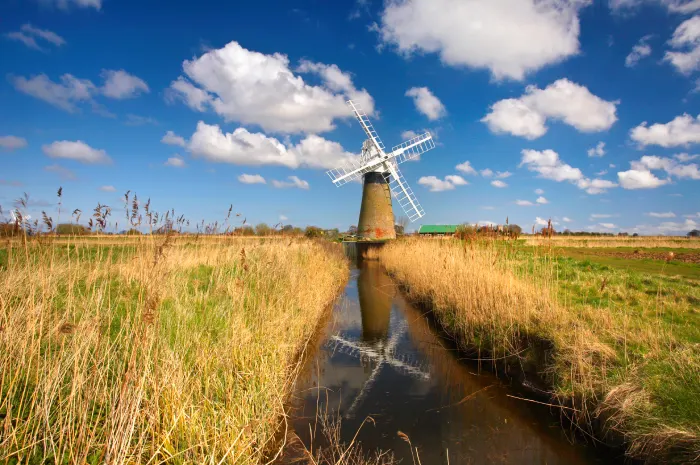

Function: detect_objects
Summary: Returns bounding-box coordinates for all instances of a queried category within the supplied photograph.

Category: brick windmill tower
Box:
[327,100,437,240]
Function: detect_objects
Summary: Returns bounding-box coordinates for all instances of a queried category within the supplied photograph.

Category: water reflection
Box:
[287,262,617,464]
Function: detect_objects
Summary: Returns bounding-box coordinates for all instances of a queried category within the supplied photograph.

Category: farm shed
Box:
[418,225,460,236]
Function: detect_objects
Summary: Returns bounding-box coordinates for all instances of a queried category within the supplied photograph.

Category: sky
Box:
[1,0,700,235]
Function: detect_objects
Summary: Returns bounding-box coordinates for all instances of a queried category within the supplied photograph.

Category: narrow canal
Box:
[285,260,620,464]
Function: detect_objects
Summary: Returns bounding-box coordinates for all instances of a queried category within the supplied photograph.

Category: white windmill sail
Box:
[326,100,437,222]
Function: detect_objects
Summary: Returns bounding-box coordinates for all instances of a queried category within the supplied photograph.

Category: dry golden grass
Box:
[523,235,700,249]
[0,235,348,464]
[379,237,699,463]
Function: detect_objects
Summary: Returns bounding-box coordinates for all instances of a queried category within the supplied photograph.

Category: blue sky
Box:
[1,0,699,234]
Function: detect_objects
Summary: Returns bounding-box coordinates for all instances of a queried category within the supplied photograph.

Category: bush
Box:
[56,223,88,235]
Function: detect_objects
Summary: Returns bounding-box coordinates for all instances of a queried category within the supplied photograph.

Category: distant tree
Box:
[55,223,88,235]
[688,229,700,238]
[348,225,358,235]
[304,226,323,238]
[0,222,21,237]
[633,233,639,237]
[281,224,294,234]
[394,224,405,235]
[395,215,409,233]
[234,226,255,236]
[125,228,142,235]
[506,224,522,238]
[255,223,272,236]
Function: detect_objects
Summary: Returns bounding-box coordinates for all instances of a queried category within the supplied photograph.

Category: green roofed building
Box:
[418,224,460,236]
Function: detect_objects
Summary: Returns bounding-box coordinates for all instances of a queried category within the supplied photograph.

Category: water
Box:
[286,262,620,464]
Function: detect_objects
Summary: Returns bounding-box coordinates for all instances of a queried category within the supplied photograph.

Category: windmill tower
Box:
[327,100,437,240]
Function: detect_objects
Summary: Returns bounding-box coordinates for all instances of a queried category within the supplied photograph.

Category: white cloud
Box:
[674,153,699,162]
[563,217,573,222]
[516,200,534,206]
[536,196,549,204]
[480,168,494,177]
[520,149,617,194]
[587,141,606,157]
[272,176,310,190]
[631,113,700,147]
[630,155,700,179]
[455,161,478,175]
[495,171,512,179]
[279,214,288,221]
[99,185,116,192]
[377,0,589,81]
[187,121,357,169]
[418,175,467,191]
[401,130,420,140]
[647,211,676,218]
[161,130,187,147]
[47,0,102,10]
[12,73,96,112]
[167,41,374,134]
[42,140,111,164]
[534,217,549,226]
[491,180,508,188]
[618,169,670,189]
[164,156,185,168]
[445,175,468,185]
[609,0,700,14]
[405,87,446,120]
[44,164,77,180]
[238,174,266,184]
[596,169,608,176]
[625,35,653,67]
[5,24,66,51]
[0,136,28,151]
[535,188,545,195]
[482,79,618,139]
[101,70,149,99]
[591,213,615,219]
[599,223,617,229]
[125,114,157,126]
[664,16,700,75]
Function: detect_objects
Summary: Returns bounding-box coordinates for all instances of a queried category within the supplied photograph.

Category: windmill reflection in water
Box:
[324,264,431,418]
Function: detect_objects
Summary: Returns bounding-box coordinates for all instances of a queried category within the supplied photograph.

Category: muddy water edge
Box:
[280,255,626,464]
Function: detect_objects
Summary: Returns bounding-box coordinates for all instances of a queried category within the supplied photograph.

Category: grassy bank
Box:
[379,238,699,463]
[0,236,348,464]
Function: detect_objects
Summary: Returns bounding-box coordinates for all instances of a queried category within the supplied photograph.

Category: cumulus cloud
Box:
[0,136,28,151]
[456,161,478,175]
[516,200,534,206]
[599,223,617,229]
[99,185,116,192]
[563,217,573,222]
[664,15,700,75]
[164,156,185,168]
[535,188,545,195]
[272,176,310,190]
[377,0,589,81]
[405,87,446,120]
[588,141,606,157]
[161,130,187,147]
[11,70,149,112]
[47,0,102,10]
[167,41,373,134]
[536,196,549,204]
[647,211,676,218]
[625,35,653,67]
[631,218,699,235]
[610,0,700,14]
[675,152,699,161]
[534,217,549,227]
[630,114,700,147]
[238,174,266,184]
[5,24,65,51]
[482,79,618,139]
[618,169,670,189]
[591,213,615,219]
[418,175,467,191]
[42,140,111,164]
[101,70,149,99]
[519,149,618,194]
[491,180,508,188]
[631,155,700,179]
[187,121,357,169]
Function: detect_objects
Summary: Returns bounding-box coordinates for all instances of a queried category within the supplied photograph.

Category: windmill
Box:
[327,100,437,240]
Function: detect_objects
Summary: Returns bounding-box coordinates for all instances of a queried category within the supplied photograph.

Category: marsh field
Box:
[0,231,698,464]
